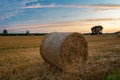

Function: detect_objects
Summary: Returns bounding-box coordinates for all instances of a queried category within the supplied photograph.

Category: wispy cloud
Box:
[82,18,120,21]
[23,3,120,9]
[3,18,120,31]
[23,3,57,8]
[25,0,44,6]
[0,0,45,21]
[0,10,23,20]
[0,0,31,20]
[88,4,120,9]
[1,0,120,21]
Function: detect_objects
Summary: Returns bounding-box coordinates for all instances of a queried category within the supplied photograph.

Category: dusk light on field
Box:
[0,0,120,33]
[0,1,120,80]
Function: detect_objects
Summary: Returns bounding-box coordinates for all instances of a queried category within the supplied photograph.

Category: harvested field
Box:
[0,34,120,80]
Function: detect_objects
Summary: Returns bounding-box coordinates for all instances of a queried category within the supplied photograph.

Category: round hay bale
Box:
[40,32,88,71]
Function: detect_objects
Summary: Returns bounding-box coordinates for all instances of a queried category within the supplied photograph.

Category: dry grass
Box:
[0,34,120,80]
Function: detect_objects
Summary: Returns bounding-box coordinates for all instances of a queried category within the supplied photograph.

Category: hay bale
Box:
[40,32,88,71]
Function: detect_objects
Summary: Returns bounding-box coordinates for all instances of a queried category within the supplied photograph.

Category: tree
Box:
[26,30,30,35]
[117,31,120,37]
[91,25,103,35]
[3,29,8,34]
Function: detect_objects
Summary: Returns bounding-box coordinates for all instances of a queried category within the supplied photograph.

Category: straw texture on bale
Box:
[40,32,88,71]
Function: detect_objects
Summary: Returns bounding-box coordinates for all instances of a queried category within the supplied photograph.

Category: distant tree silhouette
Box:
[3,29,8,34]
[26,30,30,35]
[91,25,103,35]
[117,31,120,37]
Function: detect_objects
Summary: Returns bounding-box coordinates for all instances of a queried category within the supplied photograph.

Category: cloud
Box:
[0,0,45,20]
[23,3,120,9]
[23,3,56,8]
[1,0,120,21]
[2,20,91,31]
[3,18,120,31]
[25,0,44,6]
[0,10,23,20]
[82,18,120,22]
[0,0,30,20]
[87,4,120,9]
[22,3,120,14]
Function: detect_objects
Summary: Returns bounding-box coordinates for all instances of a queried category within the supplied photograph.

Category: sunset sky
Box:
[0,0,120,33]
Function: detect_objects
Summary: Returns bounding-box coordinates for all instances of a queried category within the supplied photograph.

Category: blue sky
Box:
[0,0,120,33]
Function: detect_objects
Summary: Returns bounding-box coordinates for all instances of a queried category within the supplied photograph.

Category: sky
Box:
[0,0,120,33]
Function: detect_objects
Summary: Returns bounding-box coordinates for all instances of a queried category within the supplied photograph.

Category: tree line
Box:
[0,29,46,36]
[2,25,104,35]
[2,25,120,36]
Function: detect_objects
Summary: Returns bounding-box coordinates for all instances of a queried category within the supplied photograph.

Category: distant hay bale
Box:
[40,32,88,71]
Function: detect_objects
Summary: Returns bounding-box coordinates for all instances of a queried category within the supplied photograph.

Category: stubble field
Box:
[0,34,120,80]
